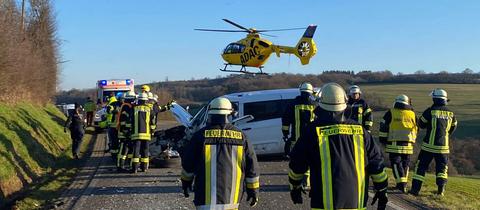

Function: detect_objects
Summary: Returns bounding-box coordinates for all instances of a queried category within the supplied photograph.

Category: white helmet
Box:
[124,91,137,100]
[349,85,362,96]
[319,83,348,111]
[138,92,149,101]
[430,88,447,100]
[395,94,410,105]
[299,82,313,93]
[208,97,232,115]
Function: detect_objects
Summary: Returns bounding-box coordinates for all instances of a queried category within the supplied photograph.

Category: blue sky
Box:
[55,0,480,90]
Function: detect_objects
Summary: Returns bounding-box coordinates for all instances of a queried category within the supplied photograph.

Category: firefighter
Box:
[181,97,260,209]
[106,93,123,158]
[282,82,317,156]
[131,92,153,173]
[346,85,373,132]
[117,91,136,171]
[379,94,417,193]
[288,83,388,210]
[83,97,96,126]
[410,89,457,196]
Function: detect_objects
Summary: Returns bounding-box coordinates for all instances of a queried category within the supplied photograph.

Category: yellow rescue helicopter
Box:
[195,19,317,75]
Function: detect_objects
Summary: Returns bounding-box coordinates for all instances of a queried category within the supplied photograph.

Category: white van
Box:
[170,88,300,156]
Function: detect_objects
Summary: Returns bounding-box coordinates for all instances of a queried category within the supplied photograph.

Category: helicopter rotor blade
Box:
[194,29,248,32]
[222,19,251,32]
[259,32,277,38]
[256,27,306,32]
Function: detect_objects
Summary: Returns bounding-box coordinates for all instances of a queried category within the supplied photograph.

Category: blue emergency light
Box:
[126,79,132,85]
[100,80,107,86]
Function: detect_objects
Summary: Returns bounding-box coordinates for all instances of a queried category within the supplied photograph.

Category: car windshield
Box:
[102,90,128,102]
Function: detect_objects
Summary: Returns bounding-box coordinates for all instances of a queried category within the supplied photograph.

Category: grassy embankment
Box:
[0,103,92,209]
[384,168,480,209]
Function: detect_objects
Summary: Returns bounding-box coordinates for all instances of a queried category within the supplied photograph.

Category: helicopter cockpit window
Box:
[224,43,245,54]
[258,41,269,48]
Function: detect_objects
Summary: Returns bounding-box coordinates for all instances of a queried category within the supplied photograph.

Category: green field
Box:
[361,83,480,139]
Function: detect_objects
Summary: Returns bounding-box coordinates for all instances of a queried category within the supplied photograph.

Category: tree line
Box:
[0,0,58,104]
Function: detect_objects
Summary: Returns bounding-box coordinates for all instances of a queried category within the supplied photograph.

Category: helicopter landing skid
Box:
[220,64,268,75]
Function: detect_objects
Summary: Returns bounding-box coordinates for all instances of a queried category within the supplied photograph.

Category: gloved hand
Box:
[181,179,193,198]
[290,185,304,204]
[167,100,175,109]
[371,189,388,210]
[246,189,258,207]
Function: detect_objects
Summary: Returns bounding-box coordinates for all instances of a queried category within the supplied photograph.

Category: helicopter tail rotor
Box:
[293,25,317,65]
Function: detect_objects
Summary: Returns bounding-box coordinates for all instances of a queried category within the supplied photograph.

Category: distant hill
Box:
[55,71,480,106]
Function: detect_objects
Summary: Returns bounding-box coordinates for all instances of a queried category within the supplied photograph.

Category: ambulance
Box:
[94,79,134,128]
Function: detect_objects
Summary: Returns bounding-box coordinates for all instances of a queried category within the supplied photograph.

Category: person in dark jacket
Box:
[289,83,388,210]
[181,97,260,209]
[282,82,317,156]
[410,88,457,196]
[64,103,85,159]
[379,94,418,193]
[117,91,136,171]
[346,85,373,132]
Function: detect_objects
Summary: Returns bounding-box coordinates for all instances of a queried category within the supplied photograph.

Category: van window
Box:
[244,99,293,122]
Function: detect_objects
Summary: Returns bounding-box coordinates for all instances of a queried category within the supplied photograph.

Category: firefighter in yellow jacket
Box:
[288,83,388,210]
[131,92,153,173]
[410,89,457,196]
[181,97,260,209]
[379,94,417,193]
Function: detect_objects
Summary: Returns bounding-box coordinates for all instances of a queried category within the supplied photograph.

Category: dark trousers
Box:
[86,111,94,126]
[107,127,119,154]
[411,150,449,192]
[132,140,150,171]
[70,131,84,157]
[389,153,410,185]
[117,139,134,169]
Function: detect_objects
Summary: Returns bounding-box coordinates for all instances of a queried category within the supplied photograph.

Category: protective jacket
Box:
[418,104,457,154]
[118,103,133,139]
[131,104,152,141]
[289,108,388,209]
[282,94,317,142]
[108,101,122,128]
[181,123,259,210]
[346,98,373,131]
[379,103,418,154]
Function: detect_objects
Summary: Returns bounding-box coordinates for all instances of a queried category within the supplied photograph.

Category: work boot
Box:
[437,185,445,196]
[408,190,419,196]
[396,182,407,193]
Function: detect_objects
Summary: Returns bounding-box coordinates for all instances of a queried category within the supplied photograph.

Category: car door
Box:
[236,94,285,155]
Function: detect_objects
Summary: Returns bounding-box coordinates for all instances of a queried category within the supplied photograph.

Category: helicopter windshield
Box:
[223,43,245,54]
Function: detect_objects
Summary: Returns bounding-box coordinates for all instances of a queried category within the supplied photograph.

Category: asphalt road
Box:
[55,123,424,210]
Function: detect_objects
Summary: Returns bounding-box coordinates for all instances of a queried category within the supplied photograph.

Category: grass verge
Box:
[13,128,95,209]
[385,168,480,209]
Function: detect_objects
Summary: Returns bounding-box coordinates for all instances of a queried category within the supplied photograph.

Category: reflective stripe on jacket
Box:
[282,95,317,141]
[131,105,152,141]
[289,120,387,209]
[379,106,417,154]
[418,105,457,154]
[181,123,259,209]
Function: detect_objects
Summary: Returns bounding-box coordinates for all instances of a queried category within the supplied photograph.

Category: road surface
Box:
[55,123,426,210]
